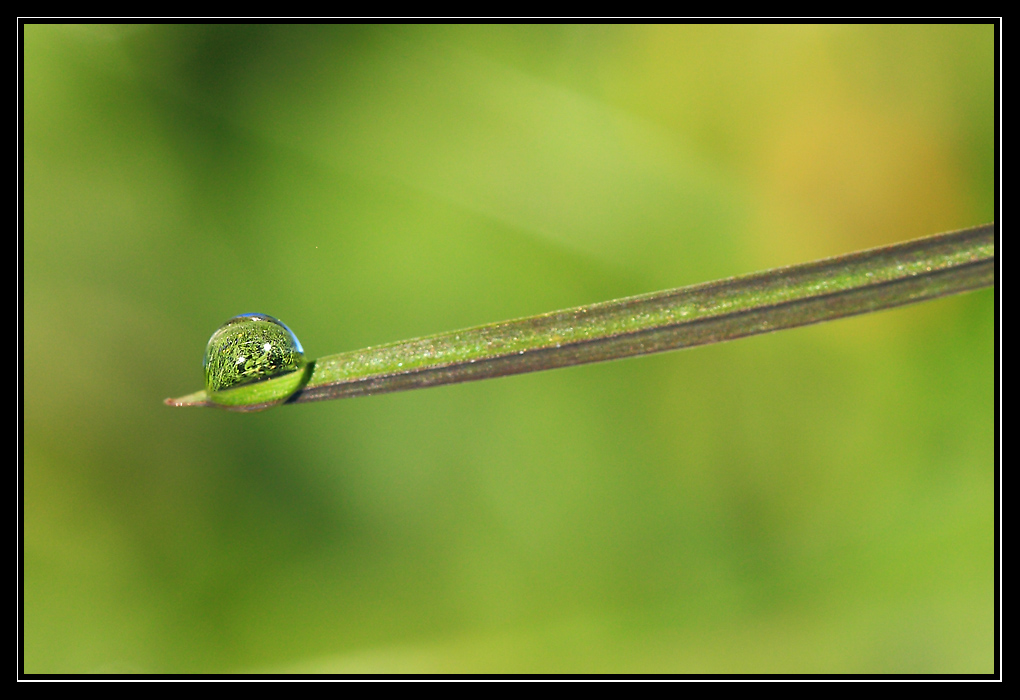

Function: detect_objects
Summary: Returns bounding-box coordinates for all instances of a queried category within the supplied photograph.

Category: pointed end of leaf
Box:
[164,390,213,408]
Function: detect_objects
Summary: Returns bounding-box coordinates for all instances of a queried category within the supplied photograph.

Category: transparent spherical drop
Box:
[203,313,306,396]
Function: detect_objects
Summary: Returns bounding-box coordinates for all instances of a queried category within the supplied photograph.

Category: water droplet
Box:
[203,314,306,404]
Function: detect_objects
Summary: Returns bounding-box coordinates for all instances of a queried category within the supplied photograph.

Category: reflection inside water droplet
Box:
[203,313,305,396]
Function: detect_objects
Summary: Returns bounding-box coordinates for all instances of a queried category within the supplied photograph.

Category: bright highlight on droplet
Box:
[203,314,306,403]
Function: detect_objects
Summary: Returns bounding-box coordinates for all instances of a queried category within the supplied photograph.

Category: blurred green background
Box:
[23,24,994,673]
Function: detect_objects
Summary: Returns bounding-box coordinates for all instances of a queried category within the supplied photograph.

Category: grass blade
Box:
[166,223,994,411]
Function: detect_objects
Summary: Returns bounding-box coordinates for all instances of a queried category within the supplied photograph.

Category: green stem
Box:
[166,223,994,411]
